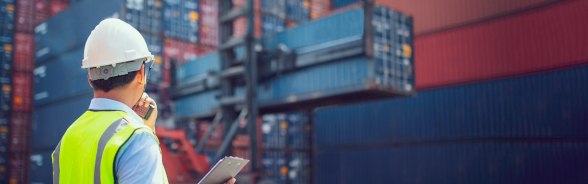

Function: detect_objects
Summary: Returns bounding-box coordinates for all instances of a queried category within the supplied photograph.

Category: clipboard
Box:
[199,156,250,184]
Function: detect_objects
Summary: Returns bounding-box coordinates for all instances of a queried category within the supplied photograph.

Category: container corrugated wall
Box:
[376,0,563,35]
[315,141,588,184]
[31,93,93,151]
[0,113,8,153]
[0,31,13,71]
[163,0,199,42]
[415,0,588,89]
[33,48,89,107]
[314,65,588,148]
[30,150,53,184]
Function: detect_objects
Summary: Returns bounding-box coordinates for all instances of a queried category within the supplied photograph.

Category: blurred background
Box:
[1,0,588,183]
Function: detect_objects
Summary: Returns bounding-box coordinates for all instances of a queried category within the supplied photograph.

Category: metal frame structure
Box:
[214,0,259,174]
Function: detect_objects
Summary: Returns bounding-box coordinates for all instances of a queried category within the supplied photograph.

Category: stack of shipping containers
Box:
[23,0,588,183]
[312,0,588,183]
[0,0,14,183]
[173,0,415,183]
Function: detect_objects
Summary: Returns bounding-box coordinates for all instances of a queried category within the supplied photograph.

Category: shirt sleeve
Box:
[115,131,165,184]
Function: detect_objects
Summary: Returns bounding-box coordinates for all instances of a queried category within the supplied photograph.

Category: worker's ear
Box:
[87,74,93,88]
[137,64,145,85]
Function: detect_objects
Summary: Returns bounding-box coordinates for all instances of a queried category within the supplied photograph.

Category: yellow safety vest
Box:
[52,110,169,183]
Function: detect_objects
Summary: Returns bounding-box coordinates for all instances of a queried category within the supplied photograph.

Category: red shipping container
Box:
[199,0,219,47]
[9,113,30,153]
[310,0,331,20]
[415,0,588,89]
[34,0,51,25]
[50,0,69,16]
[8,153,29,184]
[232,148,251,173]
[16,0,35,32]
[376,0,562,35]
[11,72,32,112]
[197,121,223,147]
[232,0,261,38]
[232,134,250,148]
[12,33,34,72]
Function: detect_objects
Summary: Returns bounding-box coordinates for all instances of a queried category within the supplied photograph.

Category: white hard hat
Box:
[82,18,153,69]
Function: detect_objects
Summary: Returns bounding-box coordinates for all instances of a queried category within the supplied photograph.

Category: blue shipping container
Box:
[0,113,8,153]
[34,48,91,107]
[331,0,360,9]
[0,154,6,183]
[0,30,12,71]
[163,0,199,42]
[173,89,219,117]
[30,150,53,184]
[0,71,10,111]
[31,93,93,151]
[35,0,163,63]
[315,141,588,184]
[314,64,588,148]
[262,151,288,184]
[175,51,220,84]
[0,0,15,30]
[261,15,286,35]
[261,111,311,149]
[286,0,310,23]
[261,0,286,18]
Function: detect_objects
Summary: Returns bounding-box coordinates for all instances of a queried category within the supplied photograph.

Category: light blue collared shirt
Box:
[89,98,164,184]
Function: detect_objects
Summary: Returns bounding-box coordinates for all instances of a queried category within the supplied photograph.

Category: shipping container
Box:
[314,64,588,148]
[261,111,311,150]
[139,0,164,34]
[174,51,220,85]
[163,0,199,42]
[262,151,288,184]
[0,30,12,71]
[197,120,223,147]
[11,72,32,111]
[33,48,89,107]
[0,154,6,183]
[0,72,11,111]
[8,153,29,184]
[0,113,8,152]
[315,141,588,184]
[289,151,311,184]
[179,4,414,113]
[309,0,330,19]
[30,150,52,184]
[286,0,310,22]
[15,0,33,32]
[376,0,563,35]
[261,15,285,35]
[199,0,218,47]
[9,112,30,153]
[34,0,165,63]
[331,0,358,9]
[163,38,212,86]
[232,147,251,173]
[415,0,588,89]
[31,93,93,151]
[50,0,69,16]
[13,32,34,71]
[1,0,15,30]
[34,0,51,25]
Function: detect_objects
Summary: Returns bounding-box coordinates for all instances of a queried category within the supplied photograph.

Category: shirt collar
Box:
[88,98,144,124]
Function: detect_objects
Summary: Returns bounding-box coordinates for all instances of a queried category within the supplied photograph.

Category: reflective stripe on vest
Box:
[52,111,168,184]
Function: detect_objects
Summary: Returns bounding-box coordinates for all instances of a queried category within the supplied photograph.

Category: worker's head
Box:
[82,18,153,101]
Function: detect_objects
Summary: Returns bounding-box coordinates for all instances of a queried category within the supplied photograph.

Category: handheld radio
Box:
[133,59,155,120]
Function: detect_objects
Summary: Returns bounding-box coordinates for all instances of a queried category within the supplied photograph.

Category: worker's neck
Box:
[93,89,137,108]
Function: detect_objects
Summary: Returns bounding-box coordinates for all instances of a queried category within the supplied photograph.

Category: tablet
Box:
[199,156,250,184]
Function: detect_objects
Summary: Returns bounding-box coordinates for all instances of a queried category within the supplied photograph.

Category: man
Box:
[52,19,236,184]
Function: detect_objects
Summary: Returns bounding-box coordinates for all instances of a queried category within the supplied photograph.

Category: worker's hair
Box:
[90,71,139,92]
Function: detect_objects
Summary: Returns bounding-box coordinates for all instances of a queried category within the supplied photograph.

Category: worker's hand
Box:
[224,178,236,184]
[137,92,158,130]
